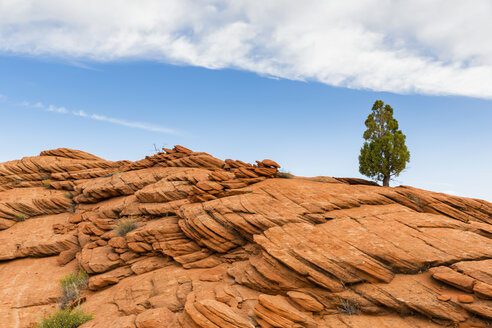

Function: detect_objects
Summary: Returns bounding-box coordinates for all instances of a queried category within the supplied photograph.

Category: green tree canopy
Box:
[359,100,410,186]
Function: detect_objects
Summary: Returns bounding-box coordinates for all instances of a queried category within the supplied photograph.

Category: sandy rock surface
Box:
[0,145,490,327]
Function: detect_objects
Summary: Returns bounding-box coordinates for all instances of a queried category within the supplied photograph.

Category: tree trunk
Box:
[383,175,390,187]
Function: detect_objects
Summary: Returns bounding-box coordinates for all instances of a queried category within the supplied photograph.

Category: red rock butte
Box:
[0,145,491,327]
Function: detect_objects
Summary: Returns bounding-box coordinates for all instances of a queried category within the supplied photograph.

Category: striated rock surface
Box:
[0,145,490,327]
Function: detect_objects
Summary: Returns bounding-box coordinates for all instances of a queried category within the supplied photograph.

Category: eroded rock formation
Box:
[0,146,490,327]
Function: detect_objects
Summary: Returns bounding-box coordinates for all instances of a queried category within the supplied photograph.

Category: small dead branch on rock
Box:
[337,297,361,315]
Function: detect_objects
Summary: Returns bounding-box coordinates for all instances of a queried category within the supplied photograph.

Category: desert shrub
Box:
[276,171,294,179]
[112,169,122,176]
[309,176,338,183]
[114,218,138,236]
[14,213,26,222]
[42,179,52,189]
[103,169,123,178]
[36,308,93,328]
[407,194,423,207]
[63,192,74,199]
[337,298,360,315]
[59,271,89,309]
[14,178,22,185]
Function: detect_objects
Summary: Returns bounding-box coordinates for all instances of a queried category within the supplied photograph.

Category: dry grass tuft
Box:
[276,171,295,179]
[114,218,138,236]
[59,271,89,309]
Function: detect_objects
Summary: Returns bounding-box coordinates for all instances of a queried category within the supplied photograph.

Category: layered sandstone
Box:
[0,146,490,328]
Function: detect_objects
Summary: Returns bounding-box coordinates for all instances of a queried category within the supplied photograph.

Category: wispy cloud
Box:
[0,1,492,98]
[47,104,68,113]
[88,114,175,134]
[72,109,88,117]
[19,99,176,134]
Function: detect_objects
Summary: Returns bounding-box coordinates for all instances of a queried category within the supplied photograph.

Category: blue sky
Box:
[0,1,491,201]
[1,56,491,201]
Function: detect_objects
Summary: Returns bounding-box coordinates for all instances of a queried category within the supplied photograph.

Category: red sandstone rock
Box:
[135,307,178,327]
[0,146,491,328]
[68,213,83,223]
[261,159,280,168]
[430,266,476,292]
[473,281,492,299]
[287,291,324,312]
[458,295,475,304]
[438,294,451,301]
[174,145,193,154]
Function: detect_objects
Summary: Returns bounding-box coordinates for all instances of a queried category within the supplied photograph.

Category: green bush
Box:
[114,218,138,236]
[36,308,93,328]
[59,271,89,309]
[63,192,74,199]
[14,213,26,222]
[42,179,52,189]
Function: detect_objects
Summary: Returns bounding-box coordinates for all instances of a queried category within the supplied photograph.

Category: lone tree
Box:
[359,100,410,187]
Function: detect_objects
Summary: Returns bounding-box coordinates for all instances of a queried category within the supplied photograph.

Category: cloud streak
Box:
[19,100,176,134]
[0,1,492,98]
[87,114,175,134]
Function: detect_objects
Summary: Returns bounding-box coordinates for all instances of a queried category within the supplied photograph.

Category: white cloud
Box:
[47,104,68,113]
[21,100,43,108]
[0,1,491,98]
[88,114,176,134]
[72,109,88,117]
[18,98,176,134]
